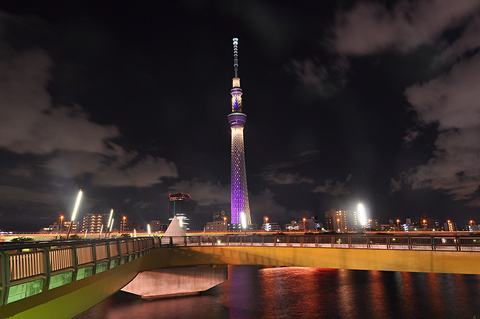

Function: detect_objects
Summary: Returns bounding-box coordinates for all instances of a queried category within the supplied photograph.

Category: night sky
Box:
[1,1,480,232]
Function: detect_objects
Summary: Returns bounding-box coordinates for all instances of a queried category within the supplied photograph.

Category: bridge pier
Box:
[121,265,227,299]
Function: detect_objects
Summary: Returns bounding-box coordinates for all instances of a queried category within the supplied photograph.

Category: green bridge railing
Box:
[0,237,157,306]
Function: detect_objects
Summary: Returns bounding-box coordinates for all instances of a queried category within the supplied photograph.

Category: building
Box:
[204,220,228,232]
[284,217,318,231]
[228,38,251,228]
[150,220,169,232]
[169,193,191,230]
[120,216,127,232]
[261,216,281,231]
[81,214,109,233]
[412,214,440,231]
[366,219,380,231]
[444,220,458,231]
[467,220,478,231]
[325,209,361,232]
[63,221,79,233]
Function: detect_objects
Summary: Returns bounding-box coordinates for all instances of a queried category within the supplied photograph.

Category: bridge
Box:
[1,233,480,318]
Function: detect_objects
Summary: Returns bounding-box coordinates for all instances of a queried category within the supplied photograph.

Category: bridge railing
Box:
[0,237,155,306]
[160,234,480,252]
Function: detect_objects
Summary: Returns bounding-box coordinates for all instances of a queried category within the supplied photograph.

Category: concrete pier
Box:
[121,265,228,299]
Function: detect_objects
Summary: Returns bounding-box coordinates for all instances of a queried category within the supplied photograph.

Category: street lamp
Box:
[67,190,83,239]
[241,212,247,230]
[303,217,306,232]
[396,219,400,231]
[106,209,114,237]
[60,215,64,233]
[357,203,367,232]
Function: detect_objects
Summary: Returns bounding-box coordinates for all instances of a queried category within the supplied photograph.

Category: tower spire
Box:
[233,38,239,78]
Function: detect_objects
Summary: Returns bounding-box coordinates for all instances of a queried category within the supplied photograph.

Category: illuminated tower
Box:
[228,38,251,226]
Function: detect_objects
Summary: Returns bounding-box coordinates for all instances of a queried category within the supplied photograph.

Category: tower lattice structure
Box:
[228,38,251,226]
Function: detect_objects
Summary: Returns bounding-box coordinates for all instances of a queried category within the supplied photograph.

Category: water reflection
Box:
[75,266,480,319]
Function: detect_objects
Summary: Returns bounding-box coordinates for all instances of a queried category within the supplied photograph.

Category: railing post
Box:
[72,245,78,282]
[408,236,412,250]
[43,247,51,292]
[432,237,435,251]
[366,235,370,249]
[301,236,304,247]
[274,236,277,247]
[262,236,264,247]
[92,243,98,274]
[331,236,334,248]
[184,236,187,246]
[315,235,318,248]
[387,236,390,249]
[286,236,290,247]
[227,236,230,246]
[348,236,351,248]
[456,236,460,251]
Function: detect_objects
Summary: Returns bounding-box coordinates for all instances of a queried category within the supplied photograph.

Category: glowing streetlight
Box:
[241,212,247,229]
[67,190,83,239]
[134,229,137,238]
[357,203,367,228]
[303,217,306,231]
[107,209,113,232]
[71,190,83,222]
[396,219,400,231]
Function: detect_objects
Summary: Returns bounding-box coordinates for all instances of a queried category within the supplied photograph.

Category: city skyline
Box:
[1,1,480,231]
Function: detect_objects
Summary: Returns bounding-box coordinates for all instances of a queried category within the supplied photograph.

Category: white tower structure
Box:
[228,38,251,227]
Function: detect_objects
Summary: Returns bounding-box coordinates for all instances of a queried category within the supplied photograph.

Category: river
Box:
[75,266,480,318]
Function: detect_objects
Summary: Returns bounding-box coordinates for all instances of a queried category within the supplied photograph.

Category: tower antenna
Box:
[233,38,239,78]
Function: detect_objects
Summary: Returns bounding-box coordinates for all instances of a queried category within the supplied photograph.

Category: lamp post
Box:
[67,190,83,239]
[396,219,400,231]
[60,215,64,233]
[303,217,306,232]
[357,203,367,233]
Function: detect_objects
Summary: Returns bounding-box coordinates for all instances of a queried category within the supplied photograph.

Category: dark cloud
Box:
[313,175,352,197]
[330,0,480,55]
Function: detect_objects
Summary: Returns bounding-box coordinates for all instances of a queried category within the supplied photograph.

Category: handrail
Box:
[159,234,480,252]
[0,236,157,306]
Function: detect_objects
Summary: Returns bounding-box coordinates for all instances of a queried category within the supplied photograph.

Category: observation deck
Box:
[228,112,247,127]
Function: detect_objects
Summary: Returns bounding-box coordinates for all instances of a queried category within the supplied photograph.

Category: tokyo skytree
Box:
[228,38,251,227]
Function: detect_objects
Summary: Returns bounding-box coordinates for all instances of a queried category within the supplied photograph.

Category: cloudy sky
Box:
[1,0,480,231]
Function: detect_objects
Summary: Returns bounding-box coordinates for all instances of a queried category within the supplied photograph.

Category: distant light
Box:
[109,218,114,232]
[357,203,367,226]
[84,230,88,238]
[107,209,114,230]
[179,218,183,228]
[71,190,83,222]
[147,224,151,235]
[99,224,104,236]
[241,212,247,229]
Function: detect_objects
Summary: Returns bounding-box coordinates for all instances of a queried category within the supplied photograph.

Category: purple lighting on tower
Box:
[229,38,251,226]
